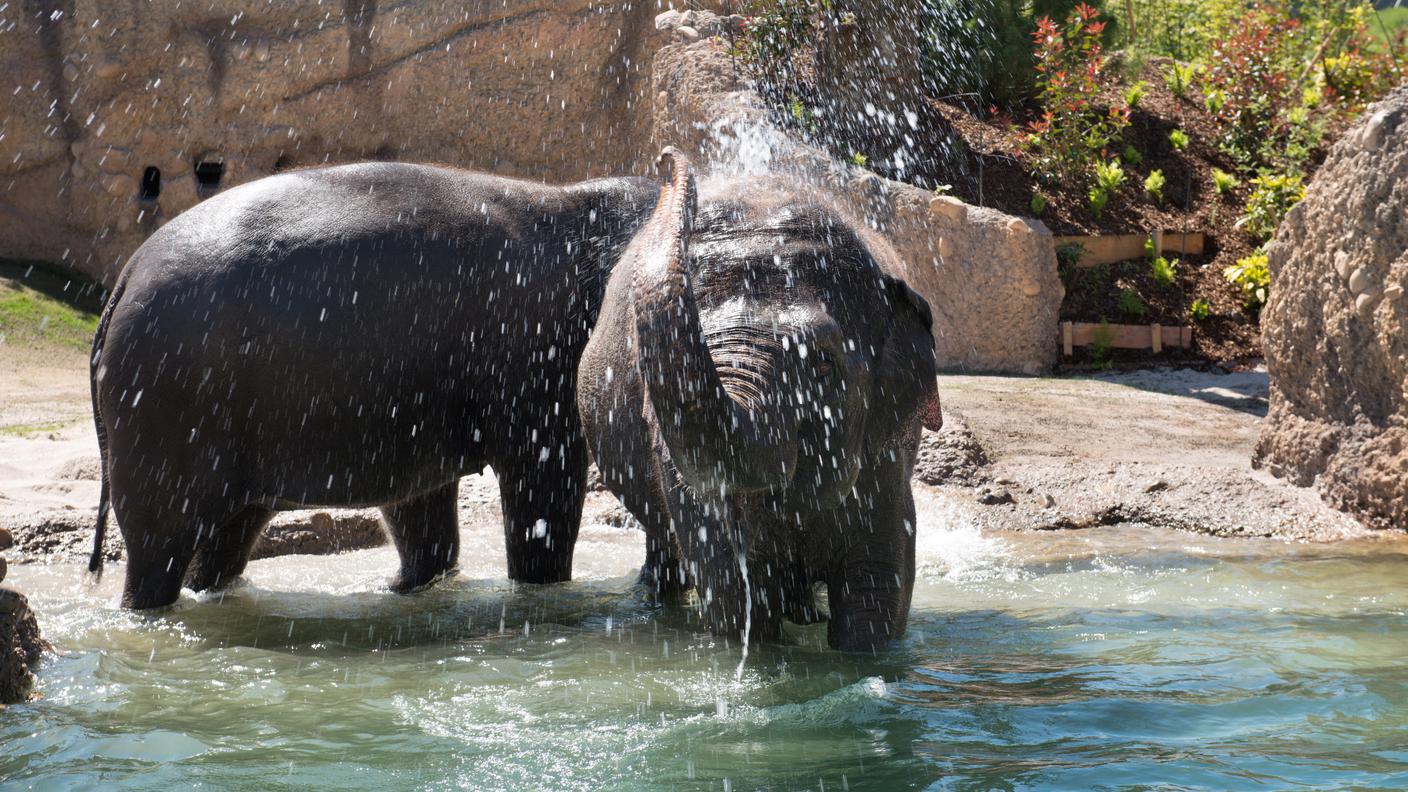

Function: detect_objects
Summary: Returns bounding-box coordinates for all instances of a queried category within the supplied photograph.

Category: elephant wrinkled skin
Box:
[577,149,940,651]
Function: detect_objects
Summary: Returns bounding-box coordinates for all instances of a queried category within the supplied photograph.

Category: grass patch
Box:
[0,259,104,353]
[1371,7,1408,47]
[0,418,83,437]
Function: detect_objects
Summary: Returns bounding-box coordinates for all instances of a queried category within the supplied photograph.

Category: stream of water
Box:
[3,508,1407,790]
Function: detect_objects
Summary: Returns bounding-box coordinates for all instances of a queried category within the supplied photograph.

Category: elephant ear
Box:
[874,275,941,440]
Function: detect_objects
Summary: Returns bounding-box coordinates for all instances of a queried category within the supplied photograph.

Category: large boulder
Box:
[1255,86,1408,531]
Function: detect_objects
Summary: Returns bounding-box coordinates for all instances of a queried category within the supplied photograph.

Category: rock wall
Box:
[1,2,1059,373]
[1255,86,1408,531]
[649,12,1060,373]
[0,0,667,282]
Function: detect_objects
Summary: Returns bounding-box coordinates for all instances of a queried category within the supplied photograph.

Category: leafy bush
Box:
[1121,145,1143,166]
[1030,192,1048,215]
[1164,61,1195,98]
[1088,159,1125,217]
[1149,255,1177,286]
[1056,241,1086,269]
[1117,288,1147,317]
[1237,173,1305,241]
[1211,168,1239,195]
[1143,169,1166,204]
[1224,250,1270,309]
[1091,318,1115,367]
[1189,298,1212,321]
[1124,80,1149,108]
[1167,128,1189,150]
[1022,3,1131,187]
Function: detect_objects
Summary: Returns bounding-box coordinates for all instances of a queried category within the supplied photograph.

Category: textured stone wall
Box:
[1255,86,1408,531]
[1,2,1059,372]
[0,0,667,282]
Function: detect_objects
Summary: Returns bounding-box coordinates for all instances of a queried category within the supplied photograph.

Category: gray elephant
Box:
[577,149,939,651]
[90,162,656,609]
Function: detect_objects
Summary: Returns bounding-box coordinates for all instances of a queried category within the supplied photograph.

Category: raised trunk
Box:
[629,149,798,493]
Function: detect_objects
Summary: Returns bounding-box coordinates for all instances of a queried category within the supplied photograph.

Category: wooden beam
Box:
[1062,321,1073,356]
[1054,232,1204,267]
[1062,322,1193,351]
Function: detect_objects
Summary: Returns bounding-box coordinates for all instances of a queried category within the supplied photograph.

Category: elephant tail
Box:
[88,271,128,577]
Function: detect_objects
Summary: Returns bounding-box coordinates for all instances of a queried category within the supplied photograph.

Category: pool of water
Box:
[4,507,1408,790]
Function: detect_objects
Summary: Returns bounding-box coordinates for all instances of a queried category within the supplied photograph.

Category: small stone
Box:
[976,486,1015,506]
[1348,267,1372,294]
[1356,292,1379,314]
[1040,494,1055,508]
[675,25,700,42]
[0,587,24,616]
[93,58,123,80]
[254,40,271,62]
[1384,283,1404,302]
[0,527,12,551]
[1144,480,1169,493]
[929,195,965,222]
[62,62,80,83]
[1006,217,1030,235]
[1334,250,1353,279]
[655,9,683,30]
[1021,280,1042,297]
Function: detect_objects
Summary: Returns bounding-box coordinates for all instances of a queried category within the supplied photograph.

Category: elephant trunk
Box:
[631,149,798,493]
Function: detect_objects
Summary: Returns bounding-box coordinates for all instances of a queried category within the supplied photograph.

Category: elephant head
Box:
[585,147,939,650]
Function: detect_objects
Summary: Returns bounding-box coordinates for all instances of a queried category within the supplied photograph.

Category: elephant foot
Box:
[389,565,456,594]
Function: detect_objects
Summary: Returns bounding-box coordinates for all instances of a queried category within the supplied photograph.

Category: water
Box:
[4,508,1408,790]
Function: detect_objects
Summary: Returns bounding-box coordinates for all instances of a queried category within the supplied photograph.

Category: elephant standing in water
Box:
[578,149,940,651]
[91,162,656,609]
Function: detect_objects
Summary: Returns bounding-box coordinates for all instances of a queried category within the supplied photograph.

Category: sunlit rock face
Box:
[649,12,1061,374]
[0,0,667,281]
[1256,86,1408,532]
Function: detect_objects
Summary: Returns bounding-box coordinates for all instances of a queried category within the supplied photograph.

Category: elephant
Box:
[577,149,940,651]
[90,161,657,609]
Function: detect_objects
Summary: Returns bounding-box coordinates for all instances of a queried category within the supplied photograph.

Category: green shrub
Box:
[1022,4,1132,187]
[1121,145,1143,166]
[1056,241,1086,269]
[1189,298,1212,321]
[1143,169,1166,204]
[1164,61,1195,98]
[1168,128,1189,150]
[1088,159,1126,217]
[1117,287,1147,317]
[1091,317,1116,368]
[1150,255,1178,286]
[1030,192,1048,215]
[1124,80,1149,108]
[1224,250,1270,309]
[1211,168,1239,195]
[850,151,868,168]
[1237,173,1305,241]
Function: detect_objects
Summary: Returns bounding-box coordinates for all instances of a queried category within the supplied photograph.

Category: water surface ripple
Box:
[4,521,1407,790]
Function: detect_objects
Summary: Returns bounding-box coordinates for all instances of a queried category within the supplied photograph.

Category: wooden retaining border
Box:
[1055,230,1204,267]
[1061,321,1193,356]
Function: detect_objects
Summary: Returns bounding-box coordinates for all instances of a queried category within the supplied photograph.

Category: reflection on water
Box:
[3,514,1408,790]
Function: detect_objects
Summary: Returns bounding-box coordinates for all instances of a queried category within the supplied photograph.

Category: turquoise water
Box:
[3,516,1407,790]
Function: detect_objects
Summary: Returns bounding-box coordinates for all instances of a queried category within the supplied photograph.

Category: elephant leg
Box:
[668,484,784,644]
[113,496,204,610]
[185,505,273,593]
[825,465,916,651]
[381,482,460,593]
[498,434,587,584]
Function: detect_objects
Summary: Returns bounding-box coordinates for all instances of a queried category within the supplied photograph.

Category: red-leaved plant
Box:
[1022,3,1130,189]
[1200,3,1300,170]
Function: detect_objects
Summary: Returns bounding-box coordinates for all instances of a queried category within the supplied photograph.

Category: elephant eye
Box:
[815,353,834,379]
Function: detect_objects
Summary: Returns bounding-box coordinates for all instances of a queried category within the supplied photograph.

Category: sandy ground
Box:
[923,369,1369,541]
[0,342,1376,571]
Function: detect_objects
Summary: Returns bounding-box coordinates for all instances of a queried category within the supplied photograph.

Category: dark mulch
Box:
[906,58,1342,365]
